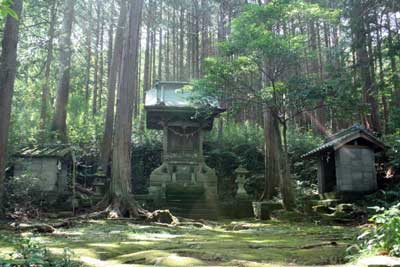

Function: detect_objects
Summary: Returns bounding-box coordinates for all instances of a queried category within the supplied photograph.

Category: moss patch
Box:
[0,219,359,266]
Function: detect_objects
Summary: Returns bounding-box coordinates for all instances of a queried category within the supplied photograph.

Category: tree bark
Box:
[92,0,101,116]
[51,0,76,142]
[261,107,279,201]
[350,0,381,133]
[84,1,93,117]
[158,0,163,80]
[39,0,57,143]
[101,0,128,174]
[108,0,143,218]
[0,0,23,217]
[387,13,400,109]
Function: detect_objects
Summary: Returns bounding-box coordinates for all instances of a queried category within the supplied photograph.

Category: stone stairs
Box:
[311,193,358,222]
[165,189,218,219]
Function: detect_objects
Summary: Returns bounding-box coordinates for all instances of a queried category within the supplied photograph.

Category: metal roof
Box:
[302,124,385,158]
[144,81,219,109]
[15,145,72,158]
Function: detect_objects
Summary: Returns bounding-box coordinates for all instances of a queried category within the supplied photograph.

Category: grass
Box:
[0,219,359,266]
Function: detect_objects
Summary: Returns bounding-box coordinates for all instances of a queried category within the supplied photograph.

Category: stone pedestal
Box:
[252,201,282,220]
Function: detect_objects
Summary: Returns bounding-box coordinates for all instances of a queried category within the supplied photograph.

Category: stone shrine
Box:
[145,81,224,210]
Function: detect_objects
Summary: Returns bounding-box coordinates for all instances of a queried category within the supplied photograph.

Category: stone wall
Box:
[14,158,68,192]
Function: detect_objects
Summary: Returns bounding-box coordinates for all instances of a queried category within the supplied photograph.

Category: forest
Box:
[1,0,400,266]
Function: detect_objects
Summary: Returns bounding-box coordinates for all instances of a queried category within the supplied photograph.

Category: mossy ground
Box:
[0,218,359,266]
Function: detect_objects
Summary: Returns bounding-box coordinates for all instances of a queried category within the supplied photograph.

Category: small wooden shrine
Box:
[13,145,73,193]
[303,124,385,194]
[145,81,224,208]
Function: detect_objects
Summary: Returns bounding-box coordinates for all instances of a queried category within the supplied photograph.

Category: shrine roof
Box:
[302,124,385,158]
[15,144,72,158]
[144,81,220,109]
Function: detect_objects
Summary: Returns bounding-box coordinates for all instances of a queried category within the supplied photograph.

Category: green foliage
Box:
[5,174,44,210]
[0,0,18,18]
[287,128,323,185]
[384,131,400,172]
[0,237,79,267]
[359,203,400,256]
[131,136,162,194]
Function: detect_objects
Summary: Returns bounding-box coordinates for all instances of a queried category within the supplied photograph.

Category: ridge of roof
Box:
[302,124,384,158]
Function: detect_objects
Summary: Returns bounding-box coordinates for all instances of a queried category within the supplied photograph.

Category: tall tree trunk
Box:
[51,0,76,142]
[92,0,101,116]
[192,0,200,78]
[98,11,105,111]
[143,24,151,92]
[84,1,93,117]
[376,13,388,133]
[351,0,381,132]
[0,0,23,217]
[387,13,400,109]
[165,26,170,80]
[107,0,144,218]
[158,0,163,80]
[101,0,128,174]
[107,0,115,78]
[179,7,185,80]
[39,0,57,143]
[261,107,279,200]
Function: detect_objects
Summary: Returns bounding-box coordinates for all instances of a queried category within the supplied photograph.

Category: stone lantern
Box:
[234,166,249,199]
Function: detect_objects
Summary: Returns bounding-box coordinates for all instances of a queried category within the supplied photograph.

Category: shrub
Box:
[287,128,323,186]
[5,174,45,212]
[383,131,400,173]
[358,203,400,256]
[0,237,79,267]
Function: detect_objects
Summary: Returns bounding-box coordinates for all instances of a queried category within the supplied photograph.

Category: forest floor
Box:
[0,218,361,267]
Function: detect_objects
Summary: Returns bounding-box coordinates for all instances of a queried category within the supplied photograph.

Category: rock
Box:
[252,201,281,220]
[149,209,179,224]
[336,203,355,213]
[312,204,332,214]
[358,256,400,267]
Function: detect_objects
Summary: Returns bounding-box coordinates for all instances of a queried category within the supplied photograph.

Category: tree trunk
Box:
[107,0,114,78]
[106,0,144,218]
[158,1,163,80]
[143,25,151,92]
[84,1,93,117]
[351,0,381,133]
[179,6,185,80]
[92,0,101,116]
[387,13,400,109]
[261,107,279,200]
[51,0,76,142]
[39,0,57,143]
[98,11,105,111]
[0,0,23,217]
[101,0,128,174]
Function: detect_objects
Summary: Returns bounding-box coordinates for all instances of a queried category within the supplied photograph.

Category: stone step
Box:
[314,199,341,208]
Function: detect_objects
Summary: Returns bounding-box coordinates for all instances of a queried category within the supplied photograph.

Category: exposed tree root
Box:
[10,219,74,233]
[93,194,179,224]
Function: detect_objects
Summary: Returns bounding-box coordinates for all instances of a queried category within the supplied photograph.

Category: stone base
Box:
[149,161,218,207]
[252,201,282,220]
[218,199,253,218]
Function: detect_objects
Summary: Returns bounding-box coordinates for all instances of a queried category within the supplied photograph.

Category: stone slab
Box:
[358,256,400,267]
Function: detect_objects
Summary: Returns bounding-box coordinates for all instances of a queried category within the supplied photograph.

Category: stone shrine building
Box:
[145,81,224,215]
[13,145,72,193]
[303,124,385,194]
